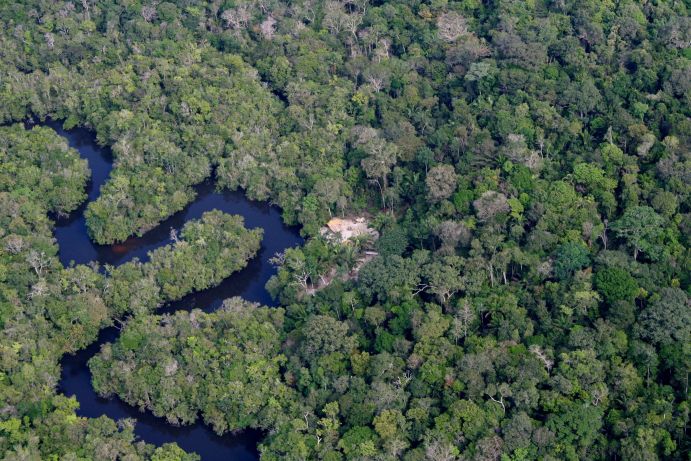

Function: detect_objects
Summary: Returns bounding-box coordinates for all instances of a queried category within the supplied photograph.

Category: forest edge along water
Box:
[39,119,303,461]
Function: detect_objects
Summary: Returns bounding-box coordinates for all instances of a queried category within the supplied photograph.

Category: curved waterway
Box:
[40,120,303,460]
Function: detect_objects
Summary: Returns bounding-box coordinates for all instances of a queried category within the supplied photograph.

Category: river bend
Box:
[42,120,303,460]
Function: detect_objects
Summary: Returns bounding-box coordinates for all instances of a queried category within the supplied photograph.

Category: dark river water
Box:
[42,120,303,460]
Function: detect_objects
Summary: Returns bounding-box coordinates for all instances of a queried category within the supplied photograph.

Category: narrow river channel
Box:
[41,120,303,460]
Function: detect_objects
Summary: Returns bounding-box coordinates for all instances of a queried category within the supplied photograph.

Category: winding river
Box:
[42,120,303,460]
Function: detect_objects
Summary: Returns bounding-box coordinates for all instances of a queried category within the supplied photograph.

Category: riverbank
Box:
[47,120,302,460]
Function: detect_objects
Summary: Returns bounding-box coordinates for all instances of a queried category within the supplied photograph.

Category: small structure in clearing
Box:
[303,217,378,296]
[320,217,378,243]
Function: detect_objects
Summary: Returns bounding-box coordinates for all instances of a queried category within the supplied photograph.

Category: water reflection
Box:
[48,120,302,460]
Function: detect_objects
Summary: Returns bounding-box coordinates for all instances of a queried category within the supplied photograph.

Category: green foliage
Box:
[594,267,639,305]
[149,211,262,302]
[637,288,690,347]
[90,299,290,433]
[612,206,666,261]
[375,225,408,257]
[0,124,88,214]
[554,243,591,280]
[0,394,195,460]
[0,0,688,459]
[107,210,262,316]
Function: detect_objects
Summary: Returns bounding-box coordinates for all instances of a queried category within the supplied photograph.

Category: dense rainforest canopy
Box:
[0,0,688,460]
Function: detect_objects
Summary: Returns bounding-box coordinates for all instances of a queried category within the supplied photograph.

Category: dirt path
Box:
[305,251,378,295]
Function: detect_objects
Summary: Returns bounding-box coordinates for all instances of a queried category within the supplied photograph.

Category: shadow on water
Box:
[42,119,303,460]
